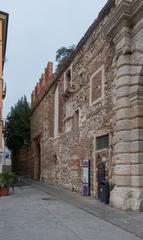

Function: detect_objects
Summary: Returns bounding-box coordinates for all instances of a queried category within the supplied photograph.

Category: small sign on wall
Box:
[82,160,90,196]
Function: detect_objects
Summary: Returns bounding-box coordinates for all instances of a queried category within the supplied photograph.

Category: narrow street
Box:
[0,182,142,240]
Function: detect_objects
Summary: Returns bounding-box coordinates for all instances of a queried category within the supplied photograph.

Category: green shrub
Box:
[0,172,16,187]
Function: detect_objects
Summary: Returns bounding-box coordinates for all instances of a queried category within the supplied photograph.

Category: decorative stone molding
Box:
[89,65,105,106]
[109,0,143,211]
[116,0,133,5]
[104,1,132,37]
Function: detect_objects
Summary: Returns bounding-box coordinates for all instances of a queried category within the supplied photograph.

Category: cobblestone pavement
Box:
[0,183,142,240]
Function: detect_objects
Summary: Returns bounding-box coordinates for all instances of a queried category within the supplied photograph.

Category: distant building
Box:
[2,146,11,172]
[0,11,9,173]
[31,0,143,211]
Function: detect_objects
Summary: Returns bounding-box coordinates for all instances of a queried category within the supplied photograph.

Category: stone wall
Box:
[104,0,143,211]
[31,0,115,194]
[31,0,143,211]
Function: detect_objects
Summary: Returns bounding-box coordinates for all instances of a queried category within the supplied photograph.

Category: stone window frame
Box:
[78,68,86,87]
[65,99,73,119]
[53,84,59,139]
[64,99,73,133]
[89,65,105,106]
[72,107,80,134]
[64,65,73,92]
[64,102,81,134]
[64,118,72,133]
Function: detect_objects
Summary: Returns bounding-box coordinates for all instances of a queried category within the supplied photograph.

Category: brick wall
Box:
[12,144,32,176]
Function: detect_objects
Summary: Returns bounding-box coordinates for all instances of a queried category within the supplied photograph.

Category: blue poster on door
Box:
[82,160,90,196]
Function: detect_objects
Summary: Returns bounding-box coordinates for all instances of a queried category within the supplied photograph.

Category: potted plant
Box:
[0,172,16,197]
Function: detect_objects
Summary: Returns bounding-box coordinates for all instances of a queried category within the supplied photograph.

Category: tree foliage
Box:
[4,96,31,153]
[56,45,76,70]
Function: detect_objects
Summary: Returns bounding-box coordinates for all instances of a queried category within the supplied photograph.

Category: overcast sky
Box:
[0,0,107,117]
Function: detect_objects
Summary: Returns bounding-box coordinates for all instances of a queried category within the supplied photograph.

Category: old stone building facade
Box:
[0,11,8,173]
[31,0,143,211]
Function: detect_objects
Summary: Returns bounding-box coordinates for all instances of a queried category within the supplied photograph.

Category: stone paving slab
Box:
[0,183,142,240]
[22,177,143,239]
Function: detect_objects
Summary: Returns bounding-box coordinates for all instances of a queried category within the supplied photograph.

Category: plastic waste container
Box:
[99,180,109,204]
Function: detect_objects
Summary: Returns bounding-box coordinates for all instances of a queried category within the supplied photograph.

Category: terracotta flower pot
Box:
[0,186,9,197]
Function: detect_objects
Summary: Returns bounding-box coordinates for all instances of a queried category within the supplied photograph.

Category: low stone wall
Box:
[12,144,32,176]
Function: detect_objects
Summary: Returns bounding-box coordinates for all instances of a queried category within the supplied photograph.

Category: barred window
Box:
[96,134,109,150]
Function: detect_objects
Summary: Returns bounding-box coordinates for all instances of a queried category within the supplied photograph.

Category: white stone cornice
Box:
[103,1,132,37]
[131,0,143,19]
